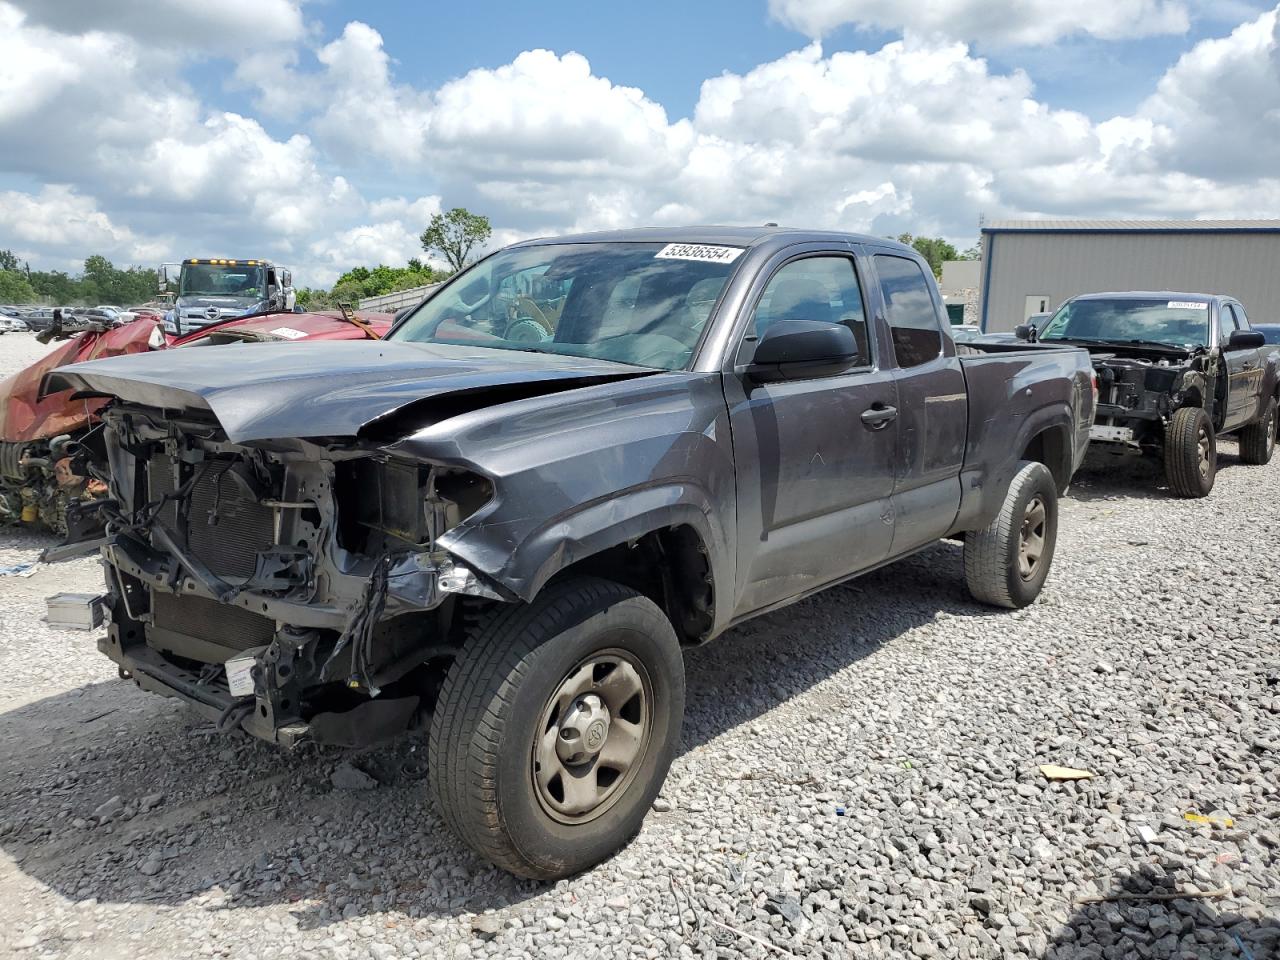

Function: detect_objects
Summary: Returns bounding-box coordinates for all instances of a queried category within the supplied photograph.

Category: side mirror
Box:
[746,320,859,383]
[1014,323,1032,341]
[158,261,179,293]
[1226,329,1265,350]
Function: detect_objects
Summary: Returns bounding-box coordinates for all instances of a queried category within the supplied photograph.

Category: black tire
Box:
[1238,397,1277,466]
[1165,406,1217,498]
[428,576,684,880]
[964,460,1058,609]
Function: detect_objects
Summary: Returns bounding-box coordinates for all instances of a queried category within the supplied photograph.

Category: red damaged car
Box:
[0,308,393,533]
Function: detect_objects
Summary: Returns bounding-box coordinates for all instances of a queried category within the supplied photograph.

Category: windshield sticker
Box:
[655,243,745,264]
[269,326,308,339]
[1167,301,1208,310]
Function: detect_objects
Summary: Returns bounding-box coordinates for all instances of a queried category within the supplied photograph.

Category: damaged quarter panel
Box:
[387,372,737,631]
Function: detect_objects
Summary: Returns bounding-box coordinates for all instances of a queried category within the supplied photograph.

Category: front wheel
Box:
[1238,397,1277,466]
[428,577,684,880]
[964,460,1059,609]
[1165,406,1216,498]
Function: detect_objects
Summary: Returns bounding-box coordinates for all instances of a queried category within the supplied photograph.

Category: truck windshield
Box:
[389,242,742,370]
[1039,298,1209,348]
[179,264,266,299]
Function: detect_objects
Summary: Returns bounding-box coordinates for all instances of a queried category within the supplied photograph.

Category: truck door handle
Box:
[861,404,898,430]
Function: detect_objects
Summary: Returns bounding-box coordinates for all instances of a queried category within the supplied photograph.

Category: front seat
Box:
[757,278,832,336]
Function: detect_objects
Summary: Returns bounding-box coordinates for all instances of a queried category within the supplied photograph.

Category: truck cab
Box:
[159,259,295,335]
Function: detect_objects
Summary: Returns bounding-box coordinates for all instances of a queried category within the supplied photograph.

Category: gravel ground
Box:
[0,331,1276,959]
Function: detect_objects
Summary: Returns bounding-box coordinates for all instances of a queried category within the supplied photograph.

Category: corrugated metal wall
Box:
[981,231,1280,332]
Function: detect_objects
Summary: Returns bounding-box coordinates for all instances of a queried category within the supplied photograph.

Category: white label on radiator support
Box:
[224,652,261,698]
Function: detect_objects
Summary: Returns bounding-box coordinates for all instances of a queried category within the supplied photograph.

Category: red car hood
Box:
[170,310,393,345]
[0,320,163,444]
[0,311,394,444]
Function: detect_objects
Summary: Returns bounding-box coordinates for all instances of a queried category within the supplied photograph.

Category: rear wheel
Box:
[964,460,1058,609]
[1165,407,1216,498]
[1238,397,1277,465]
[428,577,684,880]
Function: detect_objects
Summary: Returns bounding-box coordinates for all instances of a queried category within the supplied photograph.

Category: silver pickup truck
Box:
[48,227,1095,878]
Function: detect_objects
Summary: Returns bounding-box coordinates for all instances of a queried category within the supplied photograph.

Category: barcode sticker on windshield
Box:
[1167,301,1207,310]
[655,243,745,264]
[269,326,308,339]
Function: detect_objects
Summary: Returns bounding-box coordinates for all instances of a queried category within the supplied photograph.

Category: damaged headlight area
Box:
[1091,353,1208,448]
[92,404,498,748]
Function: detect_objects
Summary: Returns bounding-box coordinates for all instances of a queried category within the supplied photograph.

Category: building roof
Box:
[983,219,1280,233]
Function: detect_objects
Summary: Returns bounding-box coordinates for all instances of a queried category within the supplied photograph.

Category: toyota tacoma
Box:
[48,227,1095,879]
[1020,292,1279,497]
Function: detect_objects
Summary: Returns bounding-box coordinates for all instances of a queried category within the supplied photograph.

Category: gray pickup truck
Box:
[1020,292,1279,497]
[49,227,1095,879]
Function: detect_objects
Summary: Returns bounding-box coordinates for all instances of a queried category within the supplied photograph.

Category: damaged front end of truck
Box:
[88,406,503,746]
[42,340,670,749]
[1089,346,1215,448]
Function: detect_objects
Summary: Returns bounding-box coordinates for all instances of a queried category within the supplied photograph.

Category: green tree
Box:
[28,270,78,304]
[0,269,36,303]
[897,234,959,279]
[0,249,20,273]
[295,287,330,310]
[420,208,491,273]
[958,241,982,260]
[330,280,366,305]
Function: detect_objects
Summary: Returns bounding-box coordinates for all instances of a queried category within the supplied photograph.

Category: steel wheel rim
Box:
[532,647,653,825]
[1267,409,1277,455]
[1018,496,1047,581]
[1198,427,1212,480]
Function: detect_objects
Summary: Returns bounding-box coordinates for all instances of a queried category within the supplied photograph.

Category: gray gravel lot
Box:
[0,331,1276,959]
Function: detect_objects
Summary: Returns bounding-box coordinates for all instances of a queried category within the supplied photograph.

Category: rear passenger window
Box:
[749,256,872,367]
[875,255,942,368]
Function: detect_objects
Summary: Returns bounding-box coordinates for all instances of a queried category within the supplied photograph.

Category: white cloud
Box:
[0,185,168,266]
[304,195,444,287]
[1139,6,1280,178]
[0,3,365,281]
[768,0,1191,45]
[311,22,433,165]
[6,1,1280,289]
[5,0,304,54]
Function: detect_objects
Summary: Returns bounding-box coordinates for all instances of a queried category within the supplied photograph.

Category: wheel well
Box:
[551,525,715,644]
[1020,426,1072,492]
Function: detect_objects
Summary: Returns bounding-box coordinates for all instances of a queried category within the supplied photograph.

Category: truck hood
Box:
[43,340,655,443]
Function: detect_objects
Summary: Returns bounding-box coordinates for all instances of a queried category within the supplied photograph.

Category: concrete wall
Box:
[357,282,442,313]
[980,231,1280,333]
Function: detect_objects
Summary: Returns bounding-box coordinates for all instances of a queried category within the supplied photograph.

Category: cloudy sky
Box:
[2,0,1278,287]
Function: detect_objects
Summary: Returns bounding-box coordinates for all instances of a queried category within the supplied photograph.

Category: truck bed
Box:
[951,340,1095,528]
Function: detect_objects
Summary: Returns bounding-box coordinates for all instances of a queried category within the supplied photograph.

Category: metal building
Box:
[979,220,1280,333]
